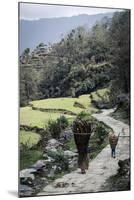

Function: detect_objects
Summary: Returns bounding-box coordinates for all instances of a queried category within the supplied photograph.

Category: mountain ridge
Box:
[20,12,114,53]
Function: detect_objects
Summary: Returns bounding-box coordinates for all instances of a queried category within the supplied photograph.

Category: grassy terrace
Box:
[20,94,97,128]
[91,88,109,101]
[30,94,93,114]
[20,107,74,128]
[20,130,41,148]
[20,130,42,170]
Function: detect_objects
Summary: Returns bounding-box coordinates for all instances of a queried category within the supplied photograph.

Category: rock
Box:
[57,166,62,172]
[19,184,34,197]
[20,168,36,180]
[91,100,111,109]
[73,101,86,109]
[68,157,78,169]
[117,93,129,103]
[118,158,130,175]
[43,154,55,162]
[47,139,62,148]
[32,160,46,170]
[55,182,69,188]
[40,177,47,181]
[47,167,56,178]
[46,148,57,157]
[64,150,78,158]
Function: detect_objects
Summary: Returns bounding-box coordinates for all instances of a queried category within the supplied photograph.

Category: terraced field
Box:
[20,94,97,128]
[20,106,74,128]
[20,130,41,148]
[19,89,108,170]
[30,94,95,114]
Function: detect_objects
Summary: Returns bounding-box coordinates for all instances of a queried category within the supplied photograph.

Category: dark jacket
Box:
[109,134,118,149]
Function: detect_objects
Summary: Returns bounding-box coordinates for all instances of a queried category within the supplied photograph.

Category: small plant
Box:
[47,119,61,139]
[47,116,69,139]
[57,115,69,129]
[76,111,91,120]
[94,122,109,144]
[47,149,69,171]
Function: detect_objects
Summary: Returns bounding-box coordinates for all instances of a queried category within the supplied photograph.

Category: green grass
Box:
[30,94,96,114]
[20,94,97,128]
[20,107,75,128]
[91,88,109,101]
[20,149,42,170]
[110,109,129,125]
[65,137,76,151]
[20,130,41,148]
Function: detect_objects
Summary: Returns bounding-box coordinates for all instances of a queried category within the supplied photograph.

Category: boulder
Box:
[118,159,130,176]
[68,157,78,169]
[64,150,78,158]
[46,148,57,157]
[32,160,46,170]
[45,139,63,151]
[19,184,34,197]
[47,166,57,178]
[43,154,55,162]
[20,168,36,180]
[48,139,61,147]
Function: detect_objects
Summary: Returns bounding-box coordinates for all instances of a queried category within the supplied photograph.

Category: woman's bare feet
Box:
[81,169,86,174]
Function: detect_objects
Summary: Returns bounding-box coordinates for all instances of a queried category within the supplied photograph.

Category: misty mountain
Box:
[20,12,113,53]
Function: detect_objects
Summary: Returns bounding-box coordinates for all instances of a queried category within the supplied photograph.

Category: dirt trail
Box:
[38,109,130,196]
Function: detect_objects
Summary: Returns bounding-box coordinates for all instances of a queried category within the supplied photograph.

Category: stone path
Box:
[38,109,130,196]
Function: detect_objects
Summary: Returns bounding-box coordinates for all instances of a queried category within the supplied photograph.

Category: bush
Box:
[47,149,69,171]
[76,111,93,121]
[57,115,69,129]
[47,120,61,139]
[47,116,69,139]
[94,122,109,144]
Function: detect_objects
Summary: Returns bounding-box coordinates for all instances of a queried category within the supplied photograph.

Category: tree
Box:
[108,11,130,94]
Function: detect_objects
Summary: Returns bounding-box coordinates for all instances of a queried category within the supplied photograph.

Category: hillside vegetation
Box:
[19,11,130,175]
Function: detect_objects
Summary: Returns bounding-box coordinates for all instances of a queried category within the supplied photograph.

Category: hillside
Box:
[20,13,113,53]
[19,10,130,197]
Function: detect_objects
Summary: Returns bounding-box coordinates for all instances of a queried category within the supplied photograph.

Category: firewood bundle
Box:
[72,119,92,135]
[72,119,92,154]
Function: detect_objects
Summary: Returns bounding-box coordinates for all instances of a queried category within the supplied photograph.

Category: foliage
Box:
[65,137,76,151]
[57,115,69,129]
[47,119,61,139]
[108,11,130,101]
[20,130,41,148]
[20,18,113,105]
[76,111,92,121]
[47,149,69,171]
[94,122,110,144]
[20,149,42,170]
[47,116,69,139]
[20,11,130,126]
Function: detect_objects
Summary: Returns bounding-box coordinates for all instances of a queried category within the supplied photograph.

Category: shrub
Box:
[47,116,69,139]
[57,115,69,129]
[76,111,93,121]
[94,122,109,144]
[47,149,69,171]
[47,120,61,139]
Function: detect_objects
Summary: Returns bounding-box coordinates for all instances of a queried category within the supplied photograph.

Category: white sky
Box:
[19,3,124,20]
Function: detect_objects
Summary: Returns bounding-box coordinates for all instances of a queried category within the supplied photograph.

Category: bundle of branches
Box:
[72,119,92,154]
[72,119,92,134]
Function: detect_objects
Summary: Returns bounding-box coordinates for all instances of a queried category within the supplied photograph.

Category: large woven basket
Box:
[73,120,92,153]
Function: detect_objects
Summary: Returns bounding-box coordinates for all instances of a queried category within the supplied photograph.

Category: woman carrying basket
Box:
[73,119,92,174]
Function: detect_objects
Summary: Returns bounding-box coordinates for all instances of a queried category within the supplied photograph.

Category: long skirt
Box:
[74,133,90,170]
[78,152,89,170]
